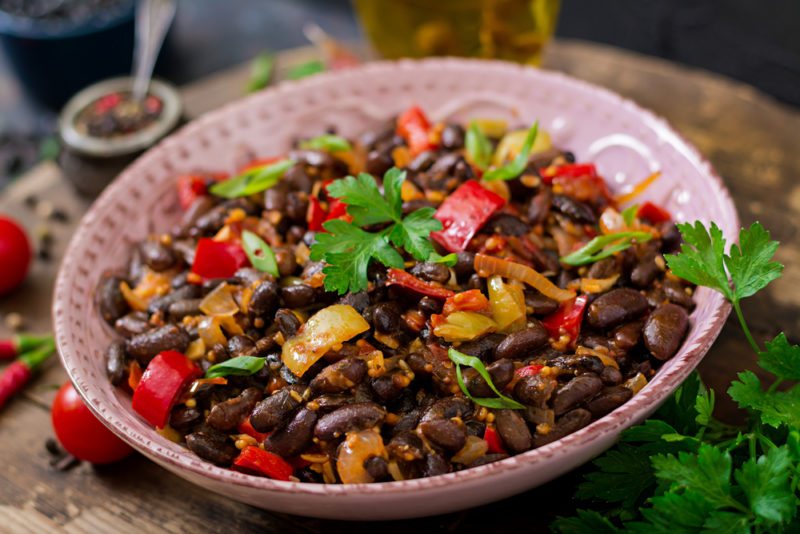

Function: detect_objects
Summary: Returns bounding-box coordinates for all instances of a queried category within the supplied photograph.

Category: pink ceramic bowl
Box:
[53,58,738,520]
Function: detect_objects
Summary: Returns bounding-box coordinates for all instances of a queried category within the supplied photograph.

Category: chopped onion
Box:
[336,429,388,484]
[432,311,497,342]
[451,435,489,465]
[487,275,526,333]
[474,253,575,302]
[198,316,227,347]
[580,274,620,294]
[199,282,239,316]
[623,372,648,394]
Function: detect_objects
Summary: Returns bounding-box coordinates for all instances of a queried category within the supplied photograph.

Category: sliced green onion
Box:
[430,252,458,267]
[561,231,653,266]
[621,204,639,226]
[298,134,351,152]
[241,230,279,277]
[205,356,266,379]
[448,348,525,410]
[209,159,295,199]
[246,51,274,93]
[483,121,539,182]
[465,120,493,171]
[287,60,325,80]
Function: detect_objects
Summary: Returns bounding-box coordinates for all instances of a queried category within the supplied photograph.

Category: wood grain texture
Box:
[0,39,797,532]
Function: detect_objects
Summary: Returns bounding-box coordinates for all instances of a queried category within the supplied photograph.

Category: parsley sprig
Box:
[309,168,444,295]
[553,221,800,533]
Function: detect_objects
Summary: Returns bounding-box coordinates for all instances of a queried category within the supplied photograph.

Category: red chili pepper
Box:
[131,351,201,428]
[484,426,507,454]
[237,156,283,175]
[0,333,52,360]
[307,197,326,232]
[0,338,56,411]
[442,289,490,315]
[232,446,294,481]
[286,455,312,469]
[541,295,589,345]
[176,174,208,210]
[431,180,506,253]
[516,364,544,377]
[539,163,597,185]
[94,92,122,114]
[396,105,437,156]
[636,201,671,224]
[189,238,249,283]
[238,417,271,443]
[385,268,455,300]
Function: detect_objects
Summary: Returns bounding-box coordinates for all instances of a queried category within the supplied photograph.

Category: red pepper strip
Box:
[324,199,350,222]
[541,295,589,344]
[0,333,52,360]
[176,174,208,210]
[484,426,507,454]
[232,446,294,481]
[238,417,271,443]
[636,201,671,224]
[286,456,312,469]
[431,180,506,253]
[307,197,326,232]
[396,105,437,156]
[385,268,455,300]
[539,163,597,185]
[516,364,544,377]
[0,338,56,411]
[132,351,201,428]
[189,238,249,283]
[442,289,490,315]
[237,156,283,175]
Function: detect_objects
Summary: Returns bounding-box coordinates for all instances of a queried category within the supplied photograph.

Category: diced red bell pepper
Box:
[431,180,506,253]
[396,105,437,156]
[516,364,544,377]
[385,268,455,300]
[190,238,249,283]
[637,201,671,224]
[237,156,283,175]
[176,174,208,210]
[286,456,312,469]
[484,426,507,454]
[132,351,201,429]
[324,199,350,222]
[539,163,597,185]
[442,289,490,315]
[541,294,589,344]
[307,197,326,232]
[232,446,294,481]
[238,417,271,443]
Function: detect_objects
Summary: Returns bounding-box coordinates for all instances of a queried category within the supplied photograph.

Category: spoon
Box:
[131,0,177,103]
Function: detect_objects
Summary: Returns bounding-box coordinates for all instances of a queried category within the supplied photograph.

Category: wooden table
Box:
[1,39,798,533]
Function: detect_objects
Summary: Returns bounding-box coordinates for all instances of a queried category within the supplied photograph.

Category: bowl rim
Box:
[53,56,737,498]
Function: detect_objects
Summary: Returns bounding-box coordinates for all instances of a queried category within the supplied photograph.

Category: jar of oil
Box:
[353,0,560,65]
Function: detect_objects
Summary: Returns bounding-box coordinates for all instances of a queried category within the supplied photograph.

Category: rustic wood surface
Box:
[0,39,798,533]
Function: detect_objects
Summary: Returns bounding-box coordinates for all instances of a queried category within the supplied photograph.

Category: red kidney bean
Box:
[139,238,176,272]
[169,405,202,432]
[663,278,696,310]
[421,397,472,424]
[423,451,452,477]
[494,323,548,361]
[526,189,551,225]
[585,385,633,417]
[551,194,596,224]
[514,374,557,406]
[549,354,604,375]
[586,257,619,280]
[587,288,648,329]
[250,386,304,432]
[105,340,126,386]
[126,325,190,365]
[599,366,623,386]
[371,375,403,402]
[263,407,318,458]
[494,409,533,453]
[644,303,689,360]
[388,431,425,462]
[97,274,129,325]
[390,410,421,437]
[609,321,643,353]
[186,431,238,466]
[458,333,504,361]
[524,290,560,316]
[533,408,592,447]
[467,358,515,397]
[483,213,528,236]
[552,375,603,416]
[309,358,367,394]
[630,251,661,288]
[314,402,386,441]
[114,311,150,338]
[420,419,467,452]
[207,387,263,431]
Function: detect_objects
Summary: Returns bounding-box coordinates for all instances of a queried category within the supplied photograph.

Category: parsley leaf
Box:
[734,446,795,525]
[298,134,351,152]
[552,510,621,534]
[465,120,493,171]
[652,445,737,508]
[327,170,401,226]
[664,221,733,300]
[388,207,441,260]
[725,222,783,301]
[483,121,539,181]
[758,332,800,381]
[574,443,657,508]
[728,371,800,429]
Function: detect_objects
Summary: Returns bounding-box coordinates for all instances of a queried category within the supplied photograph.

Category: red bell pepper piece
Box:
[176,174,208,210]
[94,92,122,114]
[232,446,294,481]
[431,180,506,253]
[190,238,249,283]
[307,197,326,232]
[238,417,271,443]
[324,199,350,222]
[636,201,671,224]
[385,268,455,300]
[237,156,283,175]
[484,426,507,454]
[541,294,589,344]
[539,163,597,185]
[516,364,544,377]
[442,289,490,315]
[396,105,437,156]
[132,351,201,429]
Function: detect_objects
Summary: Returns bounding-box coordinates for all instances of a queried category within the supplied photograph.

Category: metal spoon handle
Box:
[132,0,177,102]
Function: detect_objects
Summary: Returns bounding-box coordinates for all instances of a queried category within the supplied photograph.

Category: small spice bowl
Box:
[58,76,182,197]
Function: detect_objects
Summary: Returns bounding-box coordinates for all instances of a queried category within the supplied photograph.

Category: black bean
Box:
[407,352,431,379]
[408,150,436,172]
[421,397,472,423]
[600,366,623,386]
[514,374,557,406]
[586,386,633,417]
[453,157,475,181]
[366,150,394,177]
[552,375,603,416]
[630,252,661,288]
[127,325,190,365]
[193,207,227,236]
[371,375,403,402]
[263,408,319,458]
[423,452,452,477]
[610,321,643,353]
[526,189,552,225]
[310,358,368,394]
[533,408,592,447]
[283,164,313,193]
[168,298,202,320]
[659,222,682,253]
[169,405,202,432]
[264,186,287,212]
[388,431,425,462]
[314,402,386,441]
[206,387,263,431]
[105,341,126,386]
[139,238,175,272]
[466,273,486,292]
[586,257,619,280]
[440,124,465,149]
[551,194,596,224]
[524,290,559,316]
[148,284,201,315]
[483,213,528,236]
[373,303,402,333]
[363,455,390,481]
[275,308,301,338]
[179,196,215,236]
[336,291,370,313]
[664,278,695,310]
[467,358,515,397]
[644,303,689,360]
[186,432,238,466]
[458,333,505,361]
[587,288,648,329]
[249,280,280,319]
[468,453,509,468]
[285,192,309,223]
[289,149,334,168]
[313,394,351,413]
[227,335,255,357]
[282,283,316,309]
[410,262,450,284]
[402,198,436,216]
[418,296,443,315]
[494,323,548,360]
[114,311,150,338]
[494,409,533,453]
[98,274,129,325]
[453,251,476,283]
[280,364,304,385]
[250,387,304,432]
[420,419,467,452]
[390,410,421,437]
[274,248,297,277]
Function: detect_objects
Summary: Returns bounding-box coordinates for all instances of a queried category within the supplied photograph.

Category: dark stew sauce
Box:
[97,107,693,484]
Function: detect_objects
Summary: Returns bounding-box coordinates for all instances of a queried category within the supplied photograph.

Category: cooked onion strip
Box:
[474,253,575,302]
[615,171,660,204]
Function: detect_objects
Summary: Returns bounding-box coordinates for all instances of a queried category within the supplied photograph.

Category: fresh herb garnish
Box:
[430,252,458,267]
[287,60,325,80]
[309,168,444,294]
[205,356,266,379]
[298,134,351,152]
[560,231,653,266]
[246,51,274,93]
[483,121,538,181]
[448,348,526,410]
[554,221,800,533]
[465,120,493,171]
[621,204,638,226]
[241,230,279,277]
[209,159,295,199]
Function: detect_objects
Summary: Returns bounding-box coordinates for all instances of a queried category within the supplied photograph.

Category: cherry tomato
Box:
[0,216,32,296]
[51,382,134,464]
